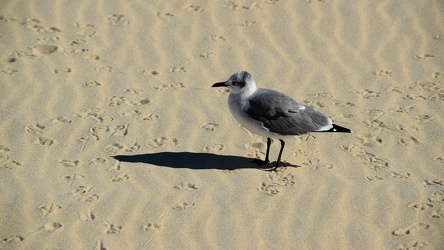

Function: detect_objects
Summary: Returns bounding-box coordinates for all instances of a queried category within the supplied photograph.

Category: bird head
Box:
[212,71,256,95]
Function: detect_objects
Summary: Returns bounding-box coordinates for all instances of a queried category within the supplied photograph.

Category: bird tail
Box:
[321,124,352,133]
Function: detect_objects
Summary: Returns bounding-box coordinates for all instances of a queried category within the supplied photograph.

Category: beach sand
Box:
[1,0,443,249]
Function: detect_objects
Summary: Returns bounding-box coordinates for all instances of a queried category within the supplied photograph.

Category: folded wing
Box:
[245,89,333,135]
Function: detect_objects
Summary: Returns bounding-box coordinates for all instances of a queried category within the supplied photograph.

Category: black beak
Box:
[212,82,227,87]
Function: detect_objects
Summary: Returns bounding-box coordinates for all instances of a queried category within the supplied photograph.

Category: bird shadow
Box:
[113,152,300,170]
[113,152,262,170]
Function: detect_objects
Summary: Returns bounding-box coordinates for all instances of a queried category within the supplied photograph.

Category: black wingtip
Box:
[328,124,352,133]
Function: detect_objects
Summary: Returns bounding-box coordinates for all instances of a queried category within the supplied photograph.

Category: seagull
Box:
[212,71,352,170]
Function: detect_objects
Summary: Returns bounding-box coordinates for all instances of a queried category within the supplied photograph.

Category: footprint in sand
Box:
[392,105,415,114]
[408,202,433,211]
[356,133,383,146]
[83,81,102,88]
[95,240,106,250]
[1,67,18,74]
[111,173,129,182]
[365,153,390,171]
[61,173,84,187]
[398,136,420,145]
[127,98,150,106]
[68,38,86,46]
[428,208,444,218]
[142,223,161,231]
[51,116,72,124]
[120,110,159,121]
[244,141,266,158]
[258,182,282,195]
[78,132,99,143]
[111,124,129,137]
[83,125,128,140]
[200,123,219,131]
[22,18,61,33]
[172,202,195,210]
[123,88,144,94]
[77,108,114,123]
[174,182,198,190]
[395,241,428,250]
[84,54,100,60]
[104,143,124,153]
[75,23,96,37]
[103,220,122,234]
[202,144,224,152]
[34,137,54,146]
[53,68,72,74]
[414,54,435,59]
[373,70,393,77]
[37,203,61,217]
[69,186,100,202]
[264,0,280,4]
[0,145,10,158]
[395,124,419,132]
[415,114,432,123]
[392,222,429,236]
[68,47,89,54]
[355,89,381,99]
[44,221,62,231]
[95,66,112,72]
[1,236,24,244]
[25,123,45,134]
[340,144,390,171]
[209,35,227,41]
[361,119,384,129]
[239,20,257,27]
[2,160,23,170]
[199,51,216,58]
[224,1,251,10]
[104,142,140,153]
[143,70,159,76]
[367,172,407,181]
[428,190,444,203]
[153,83,185,90]
[89,158,107,166]
[106,96,126,106]
[148,137,178,148]
[108,14,129,25]
[388,172,411,179]
[58,159,80,168]
[258,172,296,195]
[301,156,333,170]
[423,179,444,187]
[334,101,356,107]
[155,12,174,22]
[106,161,121,172]
[168,66,186,73]
[79,207,95,221]
[185,5,204,12]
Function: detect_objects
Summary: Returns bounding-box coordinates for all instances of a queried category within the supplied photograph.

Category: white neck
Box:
[240,82,257,99]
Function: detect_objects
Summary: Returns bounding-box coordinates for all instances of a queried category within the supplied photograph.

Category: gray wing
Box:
[245,88,332,135]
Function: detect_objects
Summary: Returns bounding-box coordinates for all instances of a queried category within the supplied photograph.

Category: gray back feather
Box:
[245,88,331,135]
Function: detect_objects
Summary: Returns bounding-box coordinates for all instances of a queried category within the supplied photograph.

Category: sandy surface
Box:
[1,0,443,249]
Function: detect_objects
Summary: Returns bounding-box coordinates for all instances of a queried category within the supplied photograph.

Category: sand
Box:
[1,0,443,249]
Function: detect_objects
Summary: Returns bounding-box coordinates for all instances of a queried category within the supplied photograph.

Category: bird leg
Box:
[252,137,272,166]
[272,139,285,170]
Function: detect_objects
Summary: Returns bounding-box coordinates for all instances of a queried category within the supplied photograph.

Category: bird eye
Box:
[232,81,238,85]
